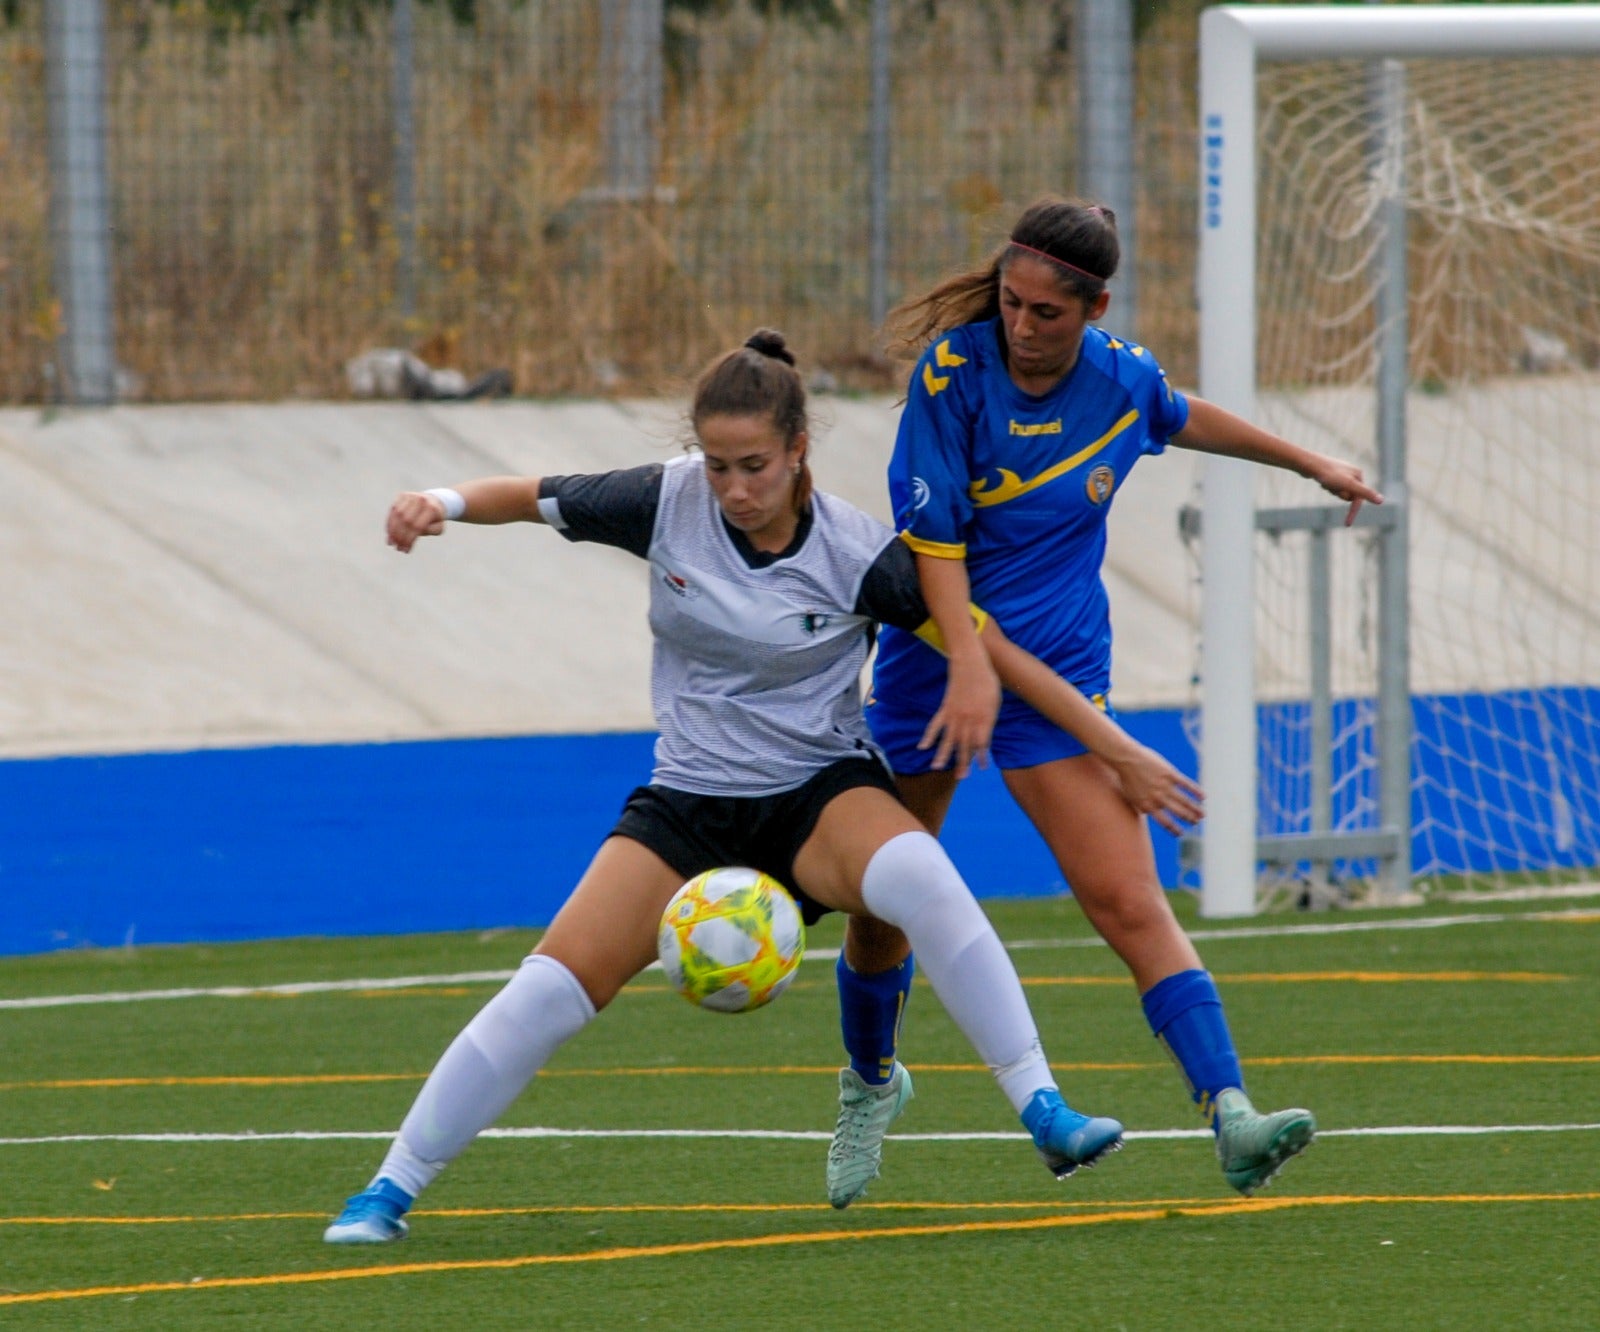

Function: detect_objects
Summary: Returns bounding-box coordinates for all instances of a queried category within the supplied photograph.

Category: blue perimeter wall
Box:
[3,710,1190,957]
[5,689,1597,956]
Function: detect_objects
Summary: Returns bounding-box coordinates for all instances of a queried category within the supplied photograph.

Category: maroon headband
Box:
[1006,239,1107,286]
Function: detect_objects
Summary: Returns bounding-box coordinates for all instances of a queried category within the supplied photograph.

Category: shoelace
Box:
[831,1090,889,1152]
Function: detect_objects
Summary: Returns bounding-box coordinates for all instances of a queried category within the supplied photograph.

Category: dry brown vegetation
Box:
[4,2,1596,404]
[0,0,1210,402]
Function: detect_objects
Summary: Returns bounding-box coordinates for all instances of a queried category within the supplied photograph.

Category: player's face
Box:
[697,413,805,550]
[998,254,1110,391]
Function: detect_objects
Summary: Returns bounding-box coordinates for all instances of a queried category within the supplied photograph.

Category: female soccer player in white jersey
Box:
[324,328,1205,1244]
[828,198,1386,1208]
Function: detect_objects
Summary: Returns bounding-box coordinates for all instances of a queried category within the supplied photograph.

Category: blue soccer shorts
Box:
[866,689,1113,776]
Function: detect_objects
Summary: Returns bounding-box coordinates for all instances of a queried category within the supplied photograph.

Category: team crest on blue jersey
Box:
[908,476,931,515]
[1085,464,1116,505]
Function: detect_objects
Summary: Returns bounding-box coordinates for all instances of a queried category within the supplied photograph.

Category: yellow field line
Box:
[4,1192,1597,1306]
[0,1073,425,1090]
[619,970,1572,993]
[6,1051,1597,1092]
[352,988,476,998]
[3,960,1548,1005]
[0,1197,1212,1226]
[1250,1053,1600,1067]
[1163,970,1567,984]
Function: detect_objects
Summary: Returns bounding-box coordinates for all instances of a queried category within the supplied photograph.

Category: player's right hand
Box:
[386,491,448,553]
[918,653,1001,779]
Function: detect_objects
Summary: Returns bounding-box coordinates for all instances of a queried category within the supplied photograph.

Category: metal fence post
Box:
[392,0,418,321]
[868,0,891,329]
[1077,0,1136,337]
[44,0,116,405]
[601,0,663,199]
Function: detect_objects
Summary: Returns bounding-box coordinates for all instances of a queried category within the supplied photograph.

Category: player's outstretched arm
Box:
[1174,396,1384,526]
[976,619,1205,835]
[386,476,545,553]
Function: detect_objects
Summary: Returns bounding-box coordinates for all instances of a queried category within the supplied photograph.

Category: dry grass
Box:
[3,0,1203,402]
[4,2,1597,405]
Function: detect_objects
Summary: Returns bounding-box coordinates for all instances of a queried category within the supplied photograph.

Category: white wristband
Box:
[423,487,466,520]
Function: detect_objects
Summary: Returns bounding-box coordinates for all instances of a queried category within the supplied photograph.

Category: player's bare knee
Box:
[1077,879,1176,947]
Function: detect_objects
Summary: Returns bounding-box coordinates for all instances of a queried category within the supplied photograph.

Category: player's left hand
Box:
[1310,457,1384,526]
[1109,745,1205,835]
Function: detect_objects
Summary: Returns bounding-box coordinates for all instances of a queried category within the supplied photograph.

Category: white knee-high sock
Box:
[375,953,596,1198]
[860,831,1056,1113]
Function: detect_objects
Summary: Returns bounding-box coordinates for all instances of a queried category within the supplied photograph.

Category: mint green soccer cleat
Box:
[827,1063,914,1209]
[1214,1088,1316,1195]
[323,1178,413,1244]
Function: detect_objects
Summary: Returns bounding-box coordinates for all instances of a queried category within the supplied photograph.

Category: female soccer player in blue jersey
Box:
[323,329,1204,1244]
[827,198,1385,1209]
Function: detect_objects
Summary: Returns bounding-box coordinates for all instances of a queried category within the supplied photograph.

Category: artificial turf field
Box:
[3,891,1597,1329]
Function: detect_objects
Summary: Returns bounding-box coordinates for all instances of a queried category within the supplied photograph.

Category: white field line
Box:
[0,969,530,1011]
[2,1122,1600,1149]
[1429,882,1600,904]
[1012,904,1600,952]
[4,904,1597,1012]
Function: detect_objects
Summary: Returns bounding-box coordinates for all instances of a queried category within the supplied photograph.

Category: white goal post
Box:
[1196,5,1600,917]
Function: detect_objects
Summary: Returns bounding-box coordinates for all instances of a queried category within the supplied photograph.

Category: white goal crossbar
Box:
[1197,5,1600,917]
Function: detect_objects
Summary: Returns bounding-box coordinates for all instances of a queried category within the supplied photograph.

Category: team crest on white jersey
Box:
[1085,464,1116,505]
[801,612,833,635]
[659,568,701,599]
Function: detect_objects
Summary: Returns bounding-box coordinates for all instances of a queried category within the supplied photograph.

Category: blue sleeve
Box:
[1140,355,1189,454]
[889,331,979,559]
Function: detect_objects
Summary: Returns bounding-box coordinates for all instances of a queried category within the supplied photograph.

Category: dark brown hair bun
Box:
[743,328,796,366]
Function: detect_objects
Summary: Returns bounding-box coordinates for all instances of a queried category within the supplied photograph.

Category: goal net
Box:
[1191,8,1600,912]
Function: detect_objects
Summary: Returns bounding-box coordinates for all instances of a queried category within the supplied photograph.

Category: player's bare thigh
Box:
[792,784,927,917]
[1002,753,1201,986]
[533,835,685,1009]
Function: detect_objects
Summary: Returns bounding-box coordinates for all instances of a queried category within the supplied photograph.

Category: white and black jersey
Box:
[538,454,932,797]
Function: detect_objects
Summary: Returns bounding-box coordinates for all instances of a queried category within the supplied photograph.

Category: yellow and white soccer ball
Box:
[657,867,805,1013]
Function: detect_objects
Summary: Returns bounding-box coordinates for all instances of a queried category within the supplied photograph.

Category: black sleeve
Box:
[854,535,932,632]
[538,463,664,558]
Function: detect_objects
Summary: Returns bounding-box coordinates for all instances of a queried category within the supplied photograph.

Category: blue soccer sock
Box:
[836,952,914,1086]
[1140,968,1244,1132]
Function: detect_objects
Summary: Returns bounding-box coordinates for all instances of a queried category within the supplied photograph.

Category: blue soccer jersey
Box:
[871,318,1188,750]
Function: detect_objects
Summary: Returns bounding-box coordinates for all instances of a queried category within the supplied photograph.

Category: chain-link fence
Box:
[2,0,1202,404]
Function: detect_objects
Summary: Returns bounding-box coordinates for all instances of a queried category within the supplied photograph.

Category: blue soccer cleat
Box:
[323,1178,413,1244]
[1021,1088,1124,1179]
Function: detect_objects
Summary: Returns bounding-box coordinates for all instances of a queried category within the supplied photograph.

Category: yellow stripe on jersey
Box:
[968,408,1140,508]
[899,530,967,559]
[913,605,992,655]
[920,339,968,397]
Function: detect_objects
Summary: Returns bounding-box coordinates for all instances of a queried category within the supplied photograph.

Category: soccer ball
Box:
[657,867,805,1013]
